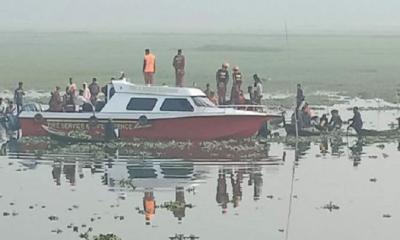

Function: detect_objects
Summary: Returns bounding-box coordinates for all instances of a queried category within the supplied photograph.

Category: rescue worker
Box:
[14,82,25,113]
[216,63,229,105]
[143,49,156,85]
[253,74,263,105]
[230,66,243,104]
[88,78,100,104]
[62,87,74,112]
[296,83,305,109]
[49,86,63,112]
[348,106,363,138]
[172,49,185,87]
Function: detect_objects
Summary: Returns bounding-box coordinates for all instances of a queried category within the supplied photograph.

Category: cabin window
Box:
[192,96,216,107]
[126,98,158,111]
[160,98,194,112]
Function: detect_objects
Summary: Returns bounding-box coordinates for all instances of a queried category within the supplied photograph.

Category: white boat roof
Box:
[112,79,206,97]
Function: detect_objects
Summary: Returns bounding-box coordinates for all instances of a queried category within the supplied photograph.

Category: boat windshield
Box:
[192,96,216,107]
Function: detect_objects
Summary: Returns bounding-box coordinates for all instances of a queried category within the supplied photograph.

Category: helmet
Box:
[233,66,239,71]
[222,63,229,68]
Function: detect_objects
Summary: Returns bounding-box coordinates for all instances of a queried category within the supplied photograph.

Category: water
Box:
[1,32,400,239]
[1,137,400,240]
[1,32,400,102]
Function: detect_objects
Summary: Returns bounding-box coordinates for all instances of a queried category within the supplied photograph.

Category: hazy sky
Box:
[1,0,399,33]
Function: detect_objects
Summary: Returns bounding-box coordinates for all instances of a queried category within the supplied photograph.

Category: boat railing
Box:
[218,104,268,113]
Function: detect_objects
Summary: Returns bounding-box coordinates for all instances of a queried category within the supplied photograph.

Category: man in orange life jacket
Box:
[173,49,185,87]
[143,49,156,85]
[216,63,230,105]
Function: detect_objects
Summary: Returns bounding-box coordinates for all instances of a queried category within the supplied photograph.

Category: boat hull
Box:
[19,114,274,141]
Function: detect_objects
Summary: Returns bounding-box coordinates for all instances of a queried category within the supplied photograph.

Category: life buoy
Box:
[33,113,44,123]
[89,115,98,128]
[138,115,148,126]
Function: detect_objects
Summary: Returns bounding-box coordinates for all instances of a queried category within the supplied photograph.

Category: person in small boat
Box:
[328,109,343,131]
[204,83,211,98]
[5,100,16,114]
[143,49,156,85]
[49,86,63,112]
[348,106,363,137]
[296,83,305,109]
[172,49,185,87]
[298,104,312,129]
[14,82,25,113]
[230,66,243,104]
[216,63,230,105]
[88,78,100,104]
[316,114,329,131]
[253,74,263,105]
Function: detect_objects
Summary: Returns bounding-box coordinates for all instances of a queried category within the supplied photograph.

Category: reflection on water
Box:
[1,137,400,240]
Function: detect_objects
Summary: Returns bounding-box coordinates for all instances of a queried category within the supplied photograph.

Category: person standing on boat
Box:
[82,83,91,102]
[14,82,25,113]
[49,86,63,112]
[348,106,363,138]
[230,66,243,104]
[296,83,305,109]
[216,63,229,105]
[68,77,77,97]
[88,78,100,104]
[172,49,185,87]
[253,74,263,105]
[204,83,211,98]
[143,49,156,85]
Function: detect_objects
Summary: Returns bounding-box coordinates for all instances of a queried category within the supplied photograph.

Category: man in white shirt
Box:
[253,74,263,105]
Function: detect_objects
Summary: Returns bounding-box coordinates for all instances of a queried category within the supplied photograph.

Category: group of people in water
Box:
[293,84,364,137]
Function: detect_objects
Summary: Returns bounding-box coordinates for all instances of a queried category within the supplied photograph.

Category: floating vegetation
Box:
[322,202,340,212]
[169,234,199,240]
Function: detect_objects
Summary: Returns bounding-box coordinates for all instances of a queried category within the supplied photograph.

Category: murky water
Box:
[0,135,399,240]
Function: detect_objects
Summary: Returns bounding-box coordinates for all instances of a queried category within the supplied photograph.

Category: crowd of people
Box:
[292,84,363,138]
[47,77,101,112]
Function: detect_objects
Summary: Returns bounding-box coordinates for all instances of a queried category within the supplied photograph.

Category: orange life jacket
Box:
[144,54,156,73]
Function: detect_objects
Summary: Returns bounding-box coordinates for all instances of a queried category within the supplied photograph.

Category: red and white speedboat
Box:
[18,80,280,141]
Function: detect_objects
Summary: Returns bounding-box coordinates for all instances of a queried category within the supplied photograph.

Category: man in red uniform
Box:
[173,49,185,87]
[143,49,156,85]
[216,63,229,105]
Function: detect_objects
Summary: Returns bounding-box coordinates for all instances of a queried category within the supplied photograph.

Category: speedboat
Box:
[18,80,280,141]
